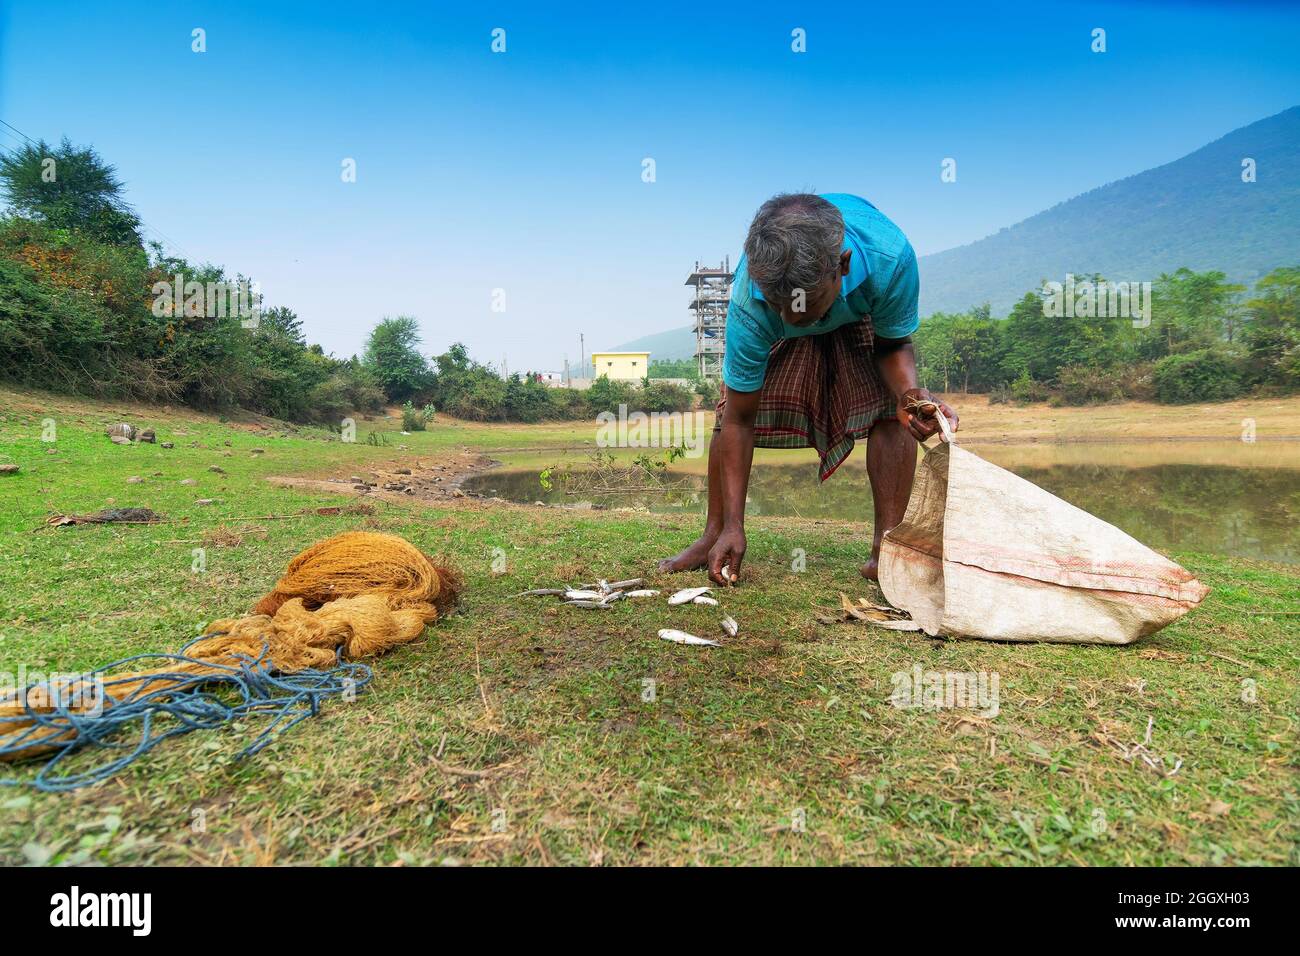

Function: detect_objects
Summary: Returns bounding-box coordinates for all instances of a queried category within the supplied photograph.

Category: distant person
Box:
[659,193,958,583]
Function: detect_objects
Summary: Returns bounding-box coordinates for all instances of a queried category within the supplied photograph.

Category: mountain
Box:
[613,106,1300,355]
[606,323,696,360]
[919,106,1300,316]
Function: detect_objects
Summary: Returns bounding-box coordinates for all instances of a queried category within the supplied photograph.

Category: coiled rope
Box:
[1,531,460,791]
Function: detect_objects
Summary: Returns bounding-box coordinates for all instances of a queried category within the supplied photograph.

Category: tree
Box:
[1002,277,1131,384]
[256,306,305,345]
[362,315,431,402]
[0,138,142,246]
[1241,265,1300,387]
[915,306,1001,392]
[1150,268,1244,355]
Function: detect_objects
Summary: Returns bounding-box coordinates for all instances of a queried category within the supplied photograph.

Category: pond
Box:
[463,441,1300,565]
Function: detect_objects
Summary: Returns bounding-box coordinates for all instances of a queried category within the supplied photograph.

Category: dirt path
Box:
[266,450,499,506]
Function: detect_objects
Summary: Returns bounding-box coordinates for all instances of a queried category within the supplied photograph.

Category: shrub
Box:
[401,401,436,431]
[585,375,638,415]
[695,378,720,407]
[1056,365,1127,405]
[1010,371,1051,403]
[639,380,695,414]
[1152,349,1245,404]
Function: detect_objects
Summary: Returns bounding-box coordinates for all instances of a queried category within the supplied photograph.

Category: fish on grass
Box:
[667,587,712,606]
[658,629,720,647]
[692,595,719,606]
[564,589,604,601]
[721,616,739,637]
[623,589,660,598]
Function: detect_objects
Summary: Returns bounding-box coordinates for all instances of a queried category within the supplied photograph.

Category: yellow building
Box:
[590,351,650,382]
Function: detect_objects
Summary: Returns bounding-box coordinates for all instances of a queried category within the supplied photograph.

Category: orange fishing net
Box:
[1,531,461,770]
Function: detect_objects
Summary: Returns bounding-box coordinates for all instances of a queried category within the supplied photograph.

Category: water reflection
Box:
[465,452,1300,564]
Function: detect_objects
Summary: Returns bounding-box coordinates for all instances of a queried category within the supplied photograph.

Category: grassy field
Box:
[0,385,1296,866]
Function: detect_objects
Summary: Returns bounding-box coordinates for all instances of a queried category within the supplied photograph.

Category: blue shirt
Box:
[722,193,919,393]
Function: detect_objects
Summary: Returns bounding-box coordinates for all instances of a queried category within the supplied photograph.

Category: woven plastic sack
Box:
[879,407,1209,643]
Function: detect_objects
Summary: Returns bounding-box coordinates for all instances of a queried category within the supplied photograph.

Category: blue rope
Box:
[1,634,372,792]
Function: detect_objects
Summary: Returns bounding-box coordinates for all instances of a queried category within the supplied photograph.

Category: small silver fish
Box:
[668,586,712,606]
[564,589,603,601]
[600,591,625,604]
[658,629,719,647]
[721,616,739,637]
[564,600,612,609]
[720,564,736,586]
[623,589,660,598]
[608,578,644,590]
[692,595,719,606]
[514,588,567,597]
[597,579,611,593]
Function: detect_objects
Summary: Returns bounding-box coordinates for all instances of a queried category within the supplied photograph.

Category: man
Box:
[659,193,958,584]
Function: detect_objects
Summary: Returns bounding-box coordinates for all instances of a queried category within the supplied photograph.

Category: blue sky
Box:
[2,0,1299,372]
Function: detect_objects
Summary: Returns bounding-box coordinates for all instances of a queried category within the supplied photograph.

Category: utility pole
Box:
[579,333,585,380]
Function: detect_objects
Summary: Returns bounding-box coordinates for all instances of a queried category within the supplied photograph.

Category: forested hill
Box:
[918,106,1300,316]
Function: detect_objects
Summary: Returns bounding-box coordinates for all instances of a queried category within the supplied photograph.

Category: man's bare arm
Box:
[707,387,760,584]
[875,339,959,440]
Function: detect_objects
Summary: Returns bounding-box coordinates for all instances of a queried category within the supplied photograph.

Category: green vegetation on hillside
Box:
[915,267,1300,404]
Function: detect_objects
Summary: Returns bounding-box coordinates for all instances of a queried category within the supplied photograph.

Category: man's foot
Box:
[859,558,880,581]
[657,533,718,573]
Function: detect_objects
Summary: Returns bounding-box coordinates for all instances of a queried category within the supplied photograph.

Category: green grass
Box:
[0,386,1296,866]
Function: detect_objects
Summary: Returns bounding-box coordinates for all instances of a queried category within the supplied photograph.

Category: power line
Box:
[0,118,35,146]
[0,115,204,264]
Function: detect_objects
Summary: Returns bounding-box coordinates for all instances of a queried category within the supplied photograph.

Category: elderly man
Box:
[659,193,958,584]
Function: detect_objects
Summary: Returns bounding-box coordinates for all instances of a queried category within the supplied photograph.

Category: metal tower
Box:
[686,257,733,380]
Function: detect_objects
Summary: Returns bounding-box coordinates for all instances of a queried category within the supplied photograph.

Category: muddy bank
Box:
[267,450,501,506]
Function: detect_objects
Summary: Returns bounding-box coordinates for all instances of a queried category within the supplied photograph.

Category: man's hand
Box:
[707,526,745,586]
[898,386,959,442]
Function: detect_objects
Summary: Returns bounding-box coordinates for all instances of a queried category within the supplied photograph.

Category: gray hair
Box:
[743,193,844,301]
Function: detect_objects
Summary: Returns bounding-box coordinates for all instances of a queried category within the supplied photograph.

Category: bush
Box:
[307,373,384,424]
[987,383,1013,405]
[639,380,695,414]
[1010,371,1051,403]
[401,401,436,431]
[1152,349,1245,404]
[585,375,638,415]
[695,378,720,407]
[1056,365,1128,405]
